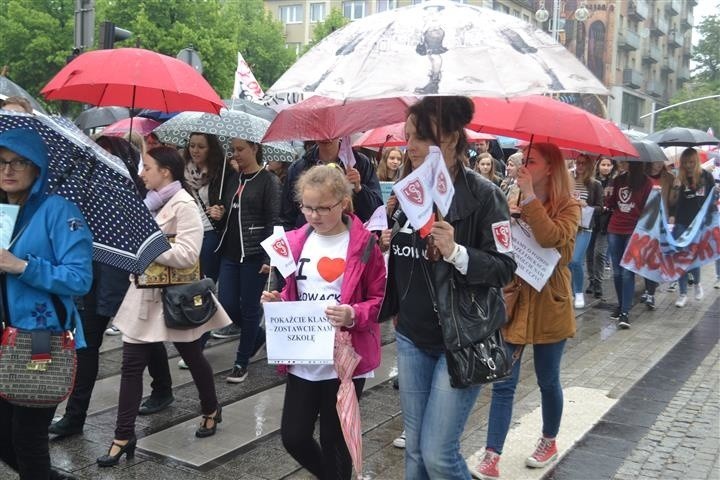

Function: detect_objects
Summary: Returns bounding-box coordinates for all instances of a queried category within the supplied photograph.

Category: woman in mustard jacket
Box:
[472,143,580,480]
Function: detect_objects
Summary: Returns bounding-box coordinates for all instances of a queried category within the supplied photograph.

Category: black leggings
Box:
[281,374,365,480]
[0,398,56,479]
[114,339,217,440]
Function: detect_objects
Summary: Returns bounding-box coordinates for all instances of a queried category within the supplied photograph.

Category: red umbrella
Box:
[41,48,223,114]
[354,121,495,148]
[469,96,638,157]
[334,329,363,479]
[101,117,160,137]
[261,95,414,142]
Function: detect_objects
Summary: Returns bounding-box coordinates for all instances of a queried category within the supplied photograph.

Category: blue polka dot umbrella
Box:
[153,108,297,163]
[0,111,170,273]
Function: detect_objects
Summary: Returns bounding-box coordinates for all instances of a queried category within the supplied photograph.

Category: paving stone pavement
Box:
[0,267,718,479]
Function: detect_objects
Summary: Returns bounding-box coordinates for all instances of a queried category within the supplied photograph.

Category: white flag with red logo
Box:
[261,226,297,279]
[427,146,455,217]
[392,158,434,231]
[338,136,356,169]
[232,52,264,101]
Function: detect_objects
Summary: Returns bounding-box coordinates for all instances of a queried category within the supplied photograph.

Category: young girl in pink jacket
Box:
[262,164,386,479]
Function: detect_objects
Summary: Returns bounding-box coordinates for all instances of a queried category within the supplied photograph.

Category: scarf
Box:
[185,162,208,193]
[144,181,183,215]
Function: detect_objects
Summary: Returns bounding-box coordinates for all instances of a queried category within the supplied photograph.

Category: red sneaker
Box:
[525,437,558,468]
[470,449,500,479]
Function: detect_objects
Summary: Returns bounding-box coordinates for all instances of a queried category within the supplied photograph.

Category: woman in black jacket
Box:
[379,96,516,479]
[208,137,280,382]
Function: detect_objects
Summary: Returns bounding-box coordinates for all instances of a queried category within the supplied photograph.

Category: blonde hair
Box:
[525,143,572,216]
[575,153,595,185]
[123,131,146,156]
[475,152,501,183]
[678,148,702,188]
[377,147,403,181]
[295,164,354,213]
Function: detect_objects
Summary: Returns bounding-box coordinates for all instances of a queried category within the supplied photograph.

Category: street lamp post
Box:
[535,0,590,44]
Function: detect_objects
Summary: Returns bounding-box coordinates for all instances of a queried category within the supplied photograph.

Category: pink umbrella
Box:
[354,121,495,148]
[334,329,363,479]
[102,117,160,137]
[261,96,414,142]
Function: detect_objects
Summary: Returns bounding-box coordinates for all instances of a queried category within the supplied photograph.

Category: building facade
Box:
[264,0,696,131]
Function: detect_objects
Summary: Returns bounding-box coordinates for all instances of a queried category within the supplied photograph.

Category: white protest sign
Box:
[510,219,561,292]
[263,301,335,364]
[392,158,434,231]
[338,136,356,169]
[260,226,297,279]
[0,204,20,250]
[364,205,389,232]
[231,52,264,101]
[427,146,455,216]
[580,206,594,229]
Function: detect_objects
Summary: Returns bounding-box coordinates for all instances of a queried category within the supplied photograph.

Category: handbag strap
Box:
[193,190,222,232]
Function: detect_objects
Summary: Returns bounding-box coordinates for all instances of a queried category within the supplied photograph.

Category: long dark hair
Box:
[402,96,474,177]
[148,146,191,193]
[96,135,146,196]
[182,133,225,182]
[626,161,648,190]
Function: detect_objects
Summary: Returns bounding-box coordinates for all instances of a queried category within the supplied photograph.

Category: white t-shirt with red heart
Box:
[289,229,372,381]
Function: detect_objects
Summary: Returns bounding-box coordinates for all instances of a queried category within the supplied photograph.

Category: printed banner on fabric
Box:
[260,226,297,279]
[263,301,335,364]
[620,190,720,283]
[232,52,264,101]
[510,219,560,292]
[392,158,434,231]
[364,205,389,232]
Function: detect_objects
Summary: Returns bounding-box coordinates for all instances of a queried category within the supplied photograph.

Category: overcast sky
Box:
[692,0,716,45]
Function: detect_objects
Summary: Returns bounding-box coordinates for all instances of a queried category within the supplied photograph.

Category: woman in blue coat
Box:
[0,127,93,479]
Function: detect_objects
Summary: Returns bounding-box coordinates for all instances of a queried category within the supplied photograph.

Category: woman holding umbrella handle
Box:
[0,128,93,480]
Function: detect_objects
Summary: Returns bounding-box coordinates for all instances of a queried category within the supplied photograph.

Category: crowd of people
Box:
[0,93,718,480]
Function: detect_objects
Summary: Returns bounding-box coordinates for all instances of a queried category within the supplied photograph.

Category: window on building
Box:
[621,92,644,128]
[377,0,398,12]
[411,0,425,5]
[512,9,520,17]
[343,1,365,20]
[279,4,303,24]
[522,14,530,22]
[310,3,326,23]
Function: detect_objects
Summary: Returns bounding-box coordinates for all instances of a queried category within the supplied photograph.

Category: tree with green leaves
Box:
[302,8,349,54]
[657,13,720,132]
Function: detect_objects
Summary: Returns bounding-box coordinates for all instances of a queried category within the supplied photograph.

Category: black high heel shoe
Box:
[96,437,136,467]
[195,404,222,438]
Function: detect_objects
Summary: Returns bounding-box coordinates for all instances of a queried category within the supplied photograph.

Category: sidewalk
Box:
[1,266,717,479]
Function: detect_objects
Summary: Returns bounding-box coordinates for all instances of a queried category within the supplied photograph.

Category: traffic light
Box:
[99,21,132,49]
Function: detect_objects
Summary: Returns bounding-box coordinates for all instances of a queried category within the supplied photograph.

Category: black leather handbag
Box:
[422,262,515,389]
[162,278,217,330]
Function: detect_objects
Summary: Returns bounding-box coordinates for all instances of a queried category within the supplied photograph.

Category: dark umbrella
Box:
[646,127,720,147]
[614,139,667,163]
[224,98,277,121]
[1,111,170,273]
[0,76,48,115]
[75,106,130,130]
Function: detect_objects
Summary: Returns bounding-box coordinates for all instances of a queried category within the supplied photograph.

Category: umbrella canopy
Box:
[262,96,414,142]
[224,98,277,121]
[102,117,160,137]
[0,111,170,273]
[646,127,720,147]
[469,96,638,157]
[268,1,608,100]
[154,108,297,163]
[622,129,648,141]
[353,121,494,148]
[75,106,130,130]
[42,48,223,114]
[614,139,667,163]
[0,76,48,115]
[334,330,363,479]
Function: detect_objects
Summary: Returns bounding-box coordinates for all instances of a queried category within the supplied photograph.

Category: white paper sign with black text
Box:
[263,301,335,364]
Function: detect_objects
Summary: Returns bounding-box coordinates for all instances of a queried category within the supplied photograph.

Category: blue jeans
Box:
[218,255,267,368]
[569,230,592,294]
[396,332,481,480]
[607,233,635,314]
[673,224,701,295]
[200,230,221,282]
[487,340,566,453]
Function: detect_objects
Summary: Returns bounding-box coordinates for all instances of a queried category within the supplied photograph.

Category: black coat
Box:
[380,167,517,325]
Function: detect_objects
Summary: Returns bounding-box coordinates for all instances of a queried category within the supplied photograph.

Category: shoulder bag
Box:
[162,278,218,329]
